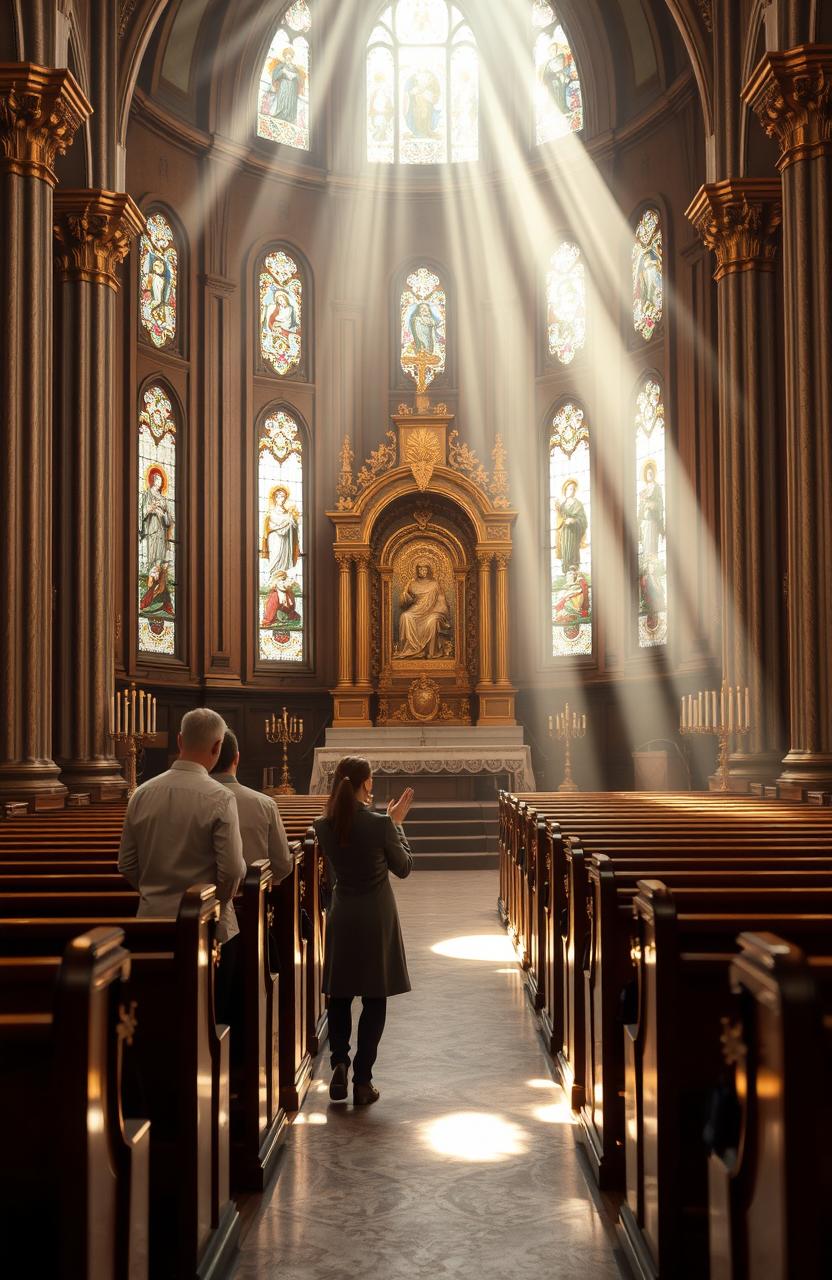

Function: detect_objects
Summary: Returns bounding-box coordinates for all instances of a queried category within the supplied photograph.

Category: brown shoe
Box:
[353,1082,380,1106]
[329,1063,348,1101]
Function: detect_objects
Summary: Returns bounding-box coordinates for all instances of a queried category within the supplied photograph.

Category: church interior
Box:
[1,0,831,1276]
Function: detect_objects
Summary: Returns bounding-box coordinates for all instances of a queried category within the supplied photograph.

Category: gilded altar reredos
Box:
[327,403,516,727]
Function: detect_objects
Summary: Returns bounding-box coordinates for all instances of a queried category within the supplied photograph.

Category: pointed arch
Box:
[255,241,312,380]
[256,1,311,151]
[256,402,310,665]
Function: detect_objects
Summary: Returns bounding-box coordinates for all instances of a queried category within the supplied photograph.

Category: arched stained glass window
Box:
[547,241,585,364]
[636,377,667,647]
[400,266,446,386]
[549,402,592,656]
[139,212,177,349]
[257,1,311,150]
[138,385,178,656]
[366,2,478,165]
[259,248,302,376]
[633,208,662,340]
[258,410,305,663]
[533,2,583,145]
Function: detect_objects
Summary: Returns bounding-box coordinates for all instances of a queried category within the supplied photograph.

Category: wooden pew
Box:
[619,881,832,1280]
[707,932,832,1280]
[0,927,150,1280]
[273,843,312,1111]
[0,887,240,1279]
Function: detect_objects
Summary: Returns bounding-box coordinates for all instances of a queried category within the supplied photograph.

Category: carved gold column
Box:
[53,190,144,797]
[0,66,90,807]
[686,178,784,788]
[476,550,494,688]
[354,552,372,689]
[494,552,512,687]
[744,46,832,794]
[335,552,354,688]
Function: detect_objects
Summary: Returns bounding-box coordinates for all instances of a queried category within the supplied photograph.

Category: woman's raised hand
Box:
[387,787,415,826]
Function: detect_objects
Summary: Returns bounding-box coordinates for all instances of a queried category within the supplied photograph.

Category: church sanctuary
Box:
[3,0,832,1276]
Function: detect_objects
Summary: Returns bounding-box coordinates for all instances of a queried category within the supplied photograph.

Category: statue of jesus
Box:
[397,561,451,659]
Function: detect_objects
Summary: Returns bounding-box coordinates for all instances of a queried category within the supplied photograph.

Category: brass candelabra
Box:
[109,682,158,797]
[680,679,751,792]
[548,702,586,793]
[265,708,304,795]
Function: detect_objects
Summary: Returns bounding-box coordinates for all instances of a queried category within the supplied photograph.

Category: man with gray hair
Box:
[211,729,293,882]
[119,707,246,942]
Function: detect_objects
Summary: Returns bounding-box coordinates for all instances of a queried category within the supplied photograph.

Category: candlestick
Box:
[547,701,587,793]
[110,682,156,797]
[265,706,304,795]
[679,677,753,791]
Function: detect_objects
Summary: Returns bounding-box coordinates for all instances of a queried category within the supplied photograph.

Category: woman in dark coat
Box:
[314,756,414,1105]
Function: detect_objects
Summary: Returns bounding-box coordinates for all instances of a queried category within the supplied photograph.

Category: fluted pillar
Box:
[744,46,832,793]
[354,552,372,689]
[476,550,493,688]
[0,65,90,807]
[686,178,784,788]
[53,190,144,796]
[494,552,512,687]
[335,552,354,687]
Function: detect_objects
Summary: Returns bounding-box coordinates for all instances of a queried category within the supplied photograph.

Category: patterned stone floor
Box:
[231,870,629,1280]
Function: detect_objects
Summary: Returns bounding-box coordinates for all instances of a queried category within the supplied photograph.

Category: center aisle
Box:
[232,871,628,1279]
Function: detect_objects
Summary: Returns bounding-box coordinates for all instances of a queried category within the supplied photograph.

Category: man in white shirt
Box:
[211,729,293,883]
[118,707,246,943]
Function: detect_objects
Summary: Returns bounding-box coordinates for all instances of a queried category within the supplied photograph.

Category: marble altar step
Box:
[377,801,499,870]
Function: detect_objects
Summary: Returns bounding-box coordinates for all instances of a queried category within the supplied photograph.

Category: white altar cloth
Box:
[309,726,535,795]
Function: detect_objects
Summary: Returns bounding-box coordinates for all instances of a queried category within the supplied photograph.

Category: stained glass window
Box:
[400,266,446,387]
[139,212,177,349]
[257,1,311,150]
[366,2,478,165]
[636,378,667,647]
[547,242,585,364]
[533,2,583,145]
[259,249,302,376]
[258,410,305,663]
[138,385,178,656]
[633,208,662,340]
[549,402,592,656]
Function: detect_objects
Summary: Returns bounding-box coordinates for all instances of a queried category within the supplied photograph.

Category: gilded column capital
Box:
[742,45,832,169]
[685,179,782,280]
[476,549,494,568]
[335,550,354,568]
[494,552,512,571]
[0,64,91,186]
[53,189,144,292]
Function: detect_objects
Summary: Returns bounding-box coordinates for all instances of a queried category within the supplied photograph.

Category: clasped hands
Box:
[387,786,415,826]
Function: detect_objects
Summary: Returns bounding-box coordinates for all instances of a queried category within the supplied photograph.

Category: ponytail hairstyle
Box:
[325,756,372,845]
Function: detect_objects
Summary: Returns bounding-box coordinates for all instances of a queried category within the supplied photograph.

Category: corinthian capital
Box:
[685,179,782,280]
[54,190,145,291]
[0,65,91,186]
[743,46,832,169]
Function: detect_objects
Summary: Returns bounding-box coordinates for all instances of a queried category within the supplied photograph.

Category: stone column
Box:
[354,552,372,689]
[0,66,90,807]
[476,550,494,688]
[53,190,144,797]
[744,46,832,793]
[494,552,512,687]
[335,552,354,687]
[686,178,784,788]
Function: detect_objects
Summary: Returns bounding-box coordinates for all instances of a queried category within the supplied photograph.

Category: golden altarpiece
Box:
[327,381,516,729]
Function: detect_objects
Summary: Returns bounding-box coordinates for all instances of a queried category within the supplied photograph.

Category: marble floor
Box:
[231,871,630,1280]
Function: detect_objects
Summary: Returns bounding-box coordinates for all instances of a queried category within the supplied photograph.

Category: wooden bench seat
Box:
[0,927,150,1280]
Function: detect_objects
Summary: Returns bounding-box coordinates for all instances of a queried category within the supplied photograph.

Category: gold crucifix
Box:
[402,348,441,413]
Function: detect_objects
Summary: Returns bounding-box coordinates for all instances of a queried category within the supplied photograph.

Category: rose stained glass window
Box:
[259,249,302,376]
[636,378,667,647]
[138,385,178,656]
[533,2,583,145]
[139,212,177,349]
[400,266,446,387]
[258,411,305,662]
[547,241,585,364]
[257,1,311,150]
[366,2,478,165]
[633,208,663,340]
[549,402,592,656]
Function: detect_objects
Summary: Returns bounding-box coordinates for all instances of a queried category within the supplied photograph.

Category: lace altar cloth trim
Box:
[310,749,535,794]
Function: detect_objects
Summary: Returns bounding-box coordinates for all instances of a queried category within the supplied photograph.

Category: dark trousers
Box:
[328,996,387,1084]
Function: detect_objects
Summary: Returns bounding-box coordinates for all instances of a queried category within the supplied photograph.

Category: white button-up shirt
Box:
[118,759,246,942]
[213,774,294,884]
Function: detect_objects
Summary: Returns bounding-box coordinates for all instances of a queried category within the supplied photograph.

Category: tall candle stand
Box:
[548,702,587,793]
[265,708,304,795]
[109,682,158,797]
[679,679,751,792]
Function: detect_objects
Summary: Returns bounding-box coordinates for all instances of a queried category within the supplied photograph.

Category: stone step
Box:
[411,851,499,870]
[406,834,497,854]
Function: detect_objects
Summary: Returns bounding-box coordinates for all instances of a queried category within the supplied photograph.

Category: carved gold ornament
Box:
[685,179,782,281]
[405,427,442,490]
[53,190,145,292]
[407,675,441,720]
[357,430,397,490]
[336,435,357,510]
